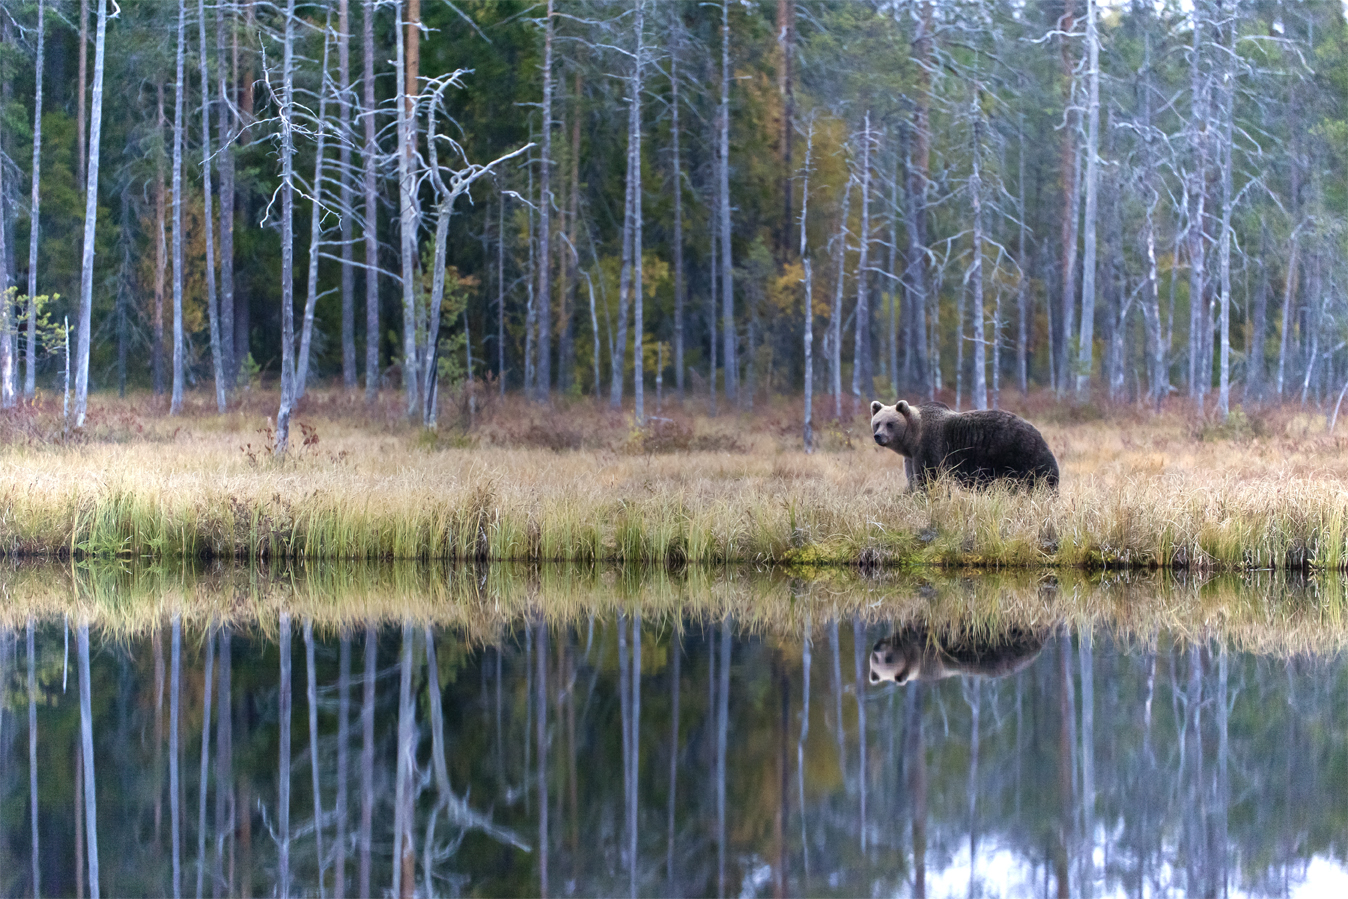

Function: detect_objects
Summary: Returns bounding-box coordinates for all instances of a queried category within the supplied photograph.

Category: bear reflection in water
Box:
[869,626,1045,685]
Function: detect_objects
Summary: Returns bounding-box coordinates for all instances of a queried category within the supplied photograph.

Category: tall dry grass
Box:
[2,560,1344,658]
[1,389,1347,570]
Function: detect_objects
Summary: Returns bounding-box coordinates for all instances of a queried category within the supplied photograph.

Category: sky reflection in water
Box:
[1,568,1346,898]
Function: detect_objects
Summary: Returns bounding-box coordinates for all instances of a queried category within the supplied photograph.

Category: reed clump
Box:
[2,390,1348,570]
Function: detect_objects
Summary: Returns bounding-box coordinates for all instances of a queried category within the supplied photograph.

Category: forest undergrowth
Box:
[1,388,1347,572]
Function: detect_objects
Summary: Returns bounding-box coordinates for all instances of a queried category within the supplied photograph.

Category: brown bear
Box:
[870,399,1059,491]
[869,626,1044,685]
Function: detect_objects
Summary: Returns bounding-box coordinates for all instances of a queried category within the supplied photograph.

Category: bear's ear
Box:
[870,400,884,416]
[896,400,911,417]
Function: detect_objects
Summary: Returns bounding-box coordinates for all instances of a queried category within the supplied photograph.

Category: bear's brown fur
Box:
[869,626,1045,685]
[870,399,1059,491]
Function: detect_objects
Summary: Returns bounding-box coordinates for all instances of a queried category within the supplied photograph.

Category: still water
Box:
[1,565,1346,898]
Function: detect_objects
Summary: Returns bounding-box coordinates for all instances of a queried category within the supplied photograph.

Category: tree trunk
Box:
[195,628,216,899]
[78,622,100,899]
[334,634,350,899]
[278,613,292,899]
[1277,235,1298,398]
[304,621,327,895]
[170,615,183,898]
[73,0,109,428]
[199,0,226,412]
[851,113,872,404]
[800,122,814,453]
[169,0,187,417]
[214,628,233,899]
[908,3,933,399]
[1216,5,1236,418]
[363,0,380,402]
[1016,111,1029,395]
[498,197,507,394]
[632,2,645,423]
[358,624,376,899]
[708,163,717,414]
[611,58,636,410]
[830,181,851,420]
[1187,2,1209,406]
[77,0,87,190]
[27,620,39,898]
[275,0,298,455]
[1141,28,1165,409]
[970,91,987,412]
[297,16,335,401]
[217,1,236,388]
[671,33,685,399]
[397,0,421,418]
[392,623,416,898]
[339,0,356,389]
[1247,228,1270,403]
[1058,3,1078,397]
[24,0,45,399]
[536,0,555,400]
[1075,0,1101,399]
[0,90,11,408]
[719,0,737,404]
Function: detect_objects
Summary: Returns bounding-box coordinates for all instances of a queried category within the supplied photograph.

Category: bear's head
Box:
[869,635,926,685]
[870,399,919,455]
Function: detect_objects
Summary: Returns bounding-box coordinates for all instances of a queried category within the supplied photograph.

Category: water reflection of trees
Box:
[1,610,1347,896]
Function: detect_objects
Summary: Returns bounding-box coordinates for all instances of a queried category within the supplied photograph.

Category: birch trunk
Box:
[275,0,297,455]
[1141,29,1165,409]
[498,197,507,394]
[800,122,814,453]
[671,34,685,398]
[199,0,226,412]
[217,1,235,387]
[339,0,356,389]
[536,0,555,400]
[719,0,736,403]
[1187,3,1210,405]
[78,622,99,899]
[194,628,215,899]
[1277,236,1298,398]
[278,613,292,899]
[1216,6,1236,419]
[297,17,335,401]
[610,74,635,409]
[358,624,376,899]
[1016,112,1029,395]
[1075,0,1101,398]
[970,92,987,412]
[1058,4,1077,396]
[363,0,379,402]
[24,0,44,399]
[169,0,187,417]
[74,0,109,427]
[631,0,645,423]
[851,113,872,403]
[304,621,326,896]
[830,181,851,420]
[396,0,420,418]
[909,3,933,398]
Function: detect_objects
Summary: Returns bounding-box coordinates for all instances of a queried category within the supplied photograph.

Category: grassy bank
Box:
[2,389,1347,570]
[2,560,1345,657]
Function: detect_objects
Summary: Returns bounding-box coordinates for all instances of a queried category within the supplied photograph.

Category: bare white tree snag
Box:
[78,622,99,899]
[631,0,645,423]
[217,0,236,388]
[154,83,167,395]
[670,22,686,399]
[73,0,109,428]
[363,0,379,402]
[1187,1,1210,405]
[851,112,872,404]
[199,0,226,413]
[276,0,298,455]
[0,102,11,408]
[24,0,45,399]
[719,0,736,404]
[169,0,188,417]
[1216,4,1237,419]
[536,0,555,400]
[396,0,421,418]
[1075,0,1101,399]
[829,179,852,421]
[800,119,814,453]
[969,86,988,413]
[297,13,335,401]
[339,0,356,390]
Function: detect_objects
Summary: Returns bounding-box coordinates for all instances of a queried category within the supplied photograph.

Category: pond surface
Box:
[1,565,1346,898]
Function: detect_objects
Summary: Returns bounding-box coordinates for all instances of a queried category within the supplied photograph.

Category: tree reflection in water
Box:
[6,583,1348,897]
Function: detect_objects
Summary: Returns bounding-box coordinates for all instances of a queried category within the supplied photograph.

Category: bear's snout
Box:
[873,432,886,446]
